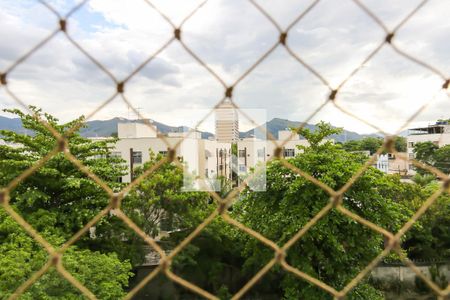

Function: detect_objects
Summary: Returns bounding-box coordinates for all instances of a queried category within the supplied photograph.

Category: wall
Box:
[371,263,450,288]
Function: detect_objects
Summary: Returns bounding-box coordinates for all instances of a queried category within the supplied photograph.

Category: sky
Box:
[0,0,449,134]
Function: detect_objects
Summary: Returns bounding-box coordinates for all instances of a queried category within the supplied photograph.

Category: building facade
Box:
[407,121,450,175]
[106,123,315,190]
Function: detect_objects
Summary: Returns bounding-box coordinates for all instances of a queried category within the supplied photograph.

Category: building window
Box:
[132,151,142,164]
[238,149,246,158]
[408,153,415,159]
[409,164,414,170]
[408,142,415,148]
[239,164,247,172]
[257,148,265,158]
[111,151,121,158]
[283,148,295,157]
[159,150,168,156]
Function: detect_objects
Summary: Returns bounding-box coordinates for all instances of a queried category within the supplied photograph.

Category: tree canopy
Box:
[0,110,447,299]
[0,107,133,298]
[233,122,411,299]
[413,142,450,174]
[341,136,406,154]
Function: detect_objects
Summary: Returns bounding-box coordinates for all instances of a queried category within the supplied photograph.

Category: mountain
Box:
[242,118,380,142]
[0,116,376,142]
[80,118,214,139]
[0,116,214,139]
[0,116,33,135]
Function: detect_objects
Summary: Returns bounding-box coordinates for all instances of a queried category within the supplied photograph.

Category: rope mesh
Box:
[1,0,449,299]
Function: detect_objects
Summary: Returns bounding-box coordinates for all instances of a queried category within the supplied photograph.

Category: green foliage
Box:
[414,142,438,166]
[231,143,237,157]
[433,145,450,174]
[412,173,436,186]
[0,107,133,297]
[292,121,342,149]
[342,136,405,154]
[0,208,132,299]
[123,152,248,297]
[233,122,411,299]
[394,136,407,152]
[123,151,212,237]
[1,109,447,298]
[342,137,383,155]
[168,220,246,298]
[402,182,450,260]
[0,107,126,238]
[413,142,450,174]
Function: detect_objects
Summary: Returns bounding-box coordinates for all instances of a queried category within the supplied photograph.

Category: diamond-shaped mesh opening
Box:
[66,0,173,80]
[233,47,330,118]
[123,41,224,115]
[1,0,449,299]
[401,189,450,264]
[281,210,386,295]
[336,46,443,135]
[6,34,116,122]
[181,0,280,84]
[287,0,386,87]
[0,1,57,71]
[0,206,51,298]
[19,268,86,299]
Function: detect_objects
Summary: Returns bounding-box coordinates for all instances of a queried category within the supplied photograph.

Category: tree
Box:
[412,173,436,187]
[394,136,407,152]
[123,151,211,238]
[342,136,405,154]
[342,137,385,155]
[359,137,383,155]
[122,152,246,298]
[0,107,133,297]
[0,209,132,299]
[342,140,363,152]
[413,142,438,167]
[433,145,450,174]
[401,182,450,261]
[233,122,410,299]
[413,142,450,175]
[292,121,342,149]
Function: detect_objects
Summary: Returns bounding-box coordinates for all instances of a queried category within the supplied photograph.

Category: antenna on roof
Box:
[135,107,143,121]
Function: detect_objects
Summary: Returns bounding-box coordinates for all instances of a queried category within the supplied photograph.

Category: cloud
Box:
[0,0,448,134]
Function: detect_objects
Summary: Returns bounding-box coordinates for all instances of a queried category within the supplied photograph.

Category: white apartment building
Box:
[112,122,231,185]
[406,121,450,175]
[236,130,310,174]
[106,122,315,188]
[375,153,408,176]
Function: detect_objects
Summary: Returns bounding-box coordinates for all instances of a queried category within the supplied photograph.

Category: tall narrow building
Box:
[215,99,239,143]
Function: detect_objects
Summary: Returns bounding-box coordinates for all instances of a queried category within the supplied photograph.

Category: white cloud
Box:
[0,0,448,134]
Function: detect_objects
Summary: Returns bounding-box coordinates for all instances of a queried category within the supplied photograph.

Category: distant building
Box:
[111,122,231,186]
[236,130,310,175]
[102,122,319,189]
[407,120,450,175]
[215,100,239,143]
[375,153,408,176]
